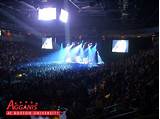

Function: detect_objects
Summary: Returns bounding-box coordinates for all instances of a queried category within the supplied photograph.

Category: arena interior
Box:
[0,0,158,119]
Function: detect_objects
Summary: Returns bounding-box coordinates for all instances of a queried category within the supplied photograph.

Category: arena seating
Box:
[0,40,158,119]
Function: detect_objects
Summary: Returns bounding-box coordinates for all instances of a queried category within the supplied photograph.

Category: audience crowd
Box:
[0,40,158,119]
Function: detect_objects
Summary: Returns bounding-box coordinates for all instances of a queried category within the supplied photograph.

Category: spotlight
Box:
[75,56,81,63]
[66,44,73,51]
[38,7,56,21]
[66,57,71,63]
[83,58,89,64]
[72,42,75,46]
[59,9,69,23]
[66,43,70,46]
[88,43,92,47]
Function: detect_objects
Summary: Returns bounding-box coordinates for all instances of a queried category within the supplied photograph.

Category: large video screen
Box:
[42,37,53,49]
[112,40,129,53]
[38,8,56,21]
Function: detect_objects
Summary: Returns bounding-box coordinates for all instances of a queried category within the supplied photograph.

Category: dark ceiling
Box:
[0,0,158,31]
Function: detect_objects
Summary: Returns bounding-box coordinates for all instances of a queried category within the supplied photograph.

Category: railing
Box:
[85,103,137,119]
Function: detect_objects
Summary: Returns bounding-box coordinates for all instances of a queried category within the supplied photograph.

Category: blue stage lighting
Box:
[88,46,92,63]
[75,56,82,63]
[83,57,89,64]
[57,45,66,63]
[66,57,72,63]
[80,46,84,58]
[70,44,81,56]
[90,45,97,64]
[66,44,73,51]
[95,43,97,48]
[82,42,87,48]
[26,42,103,68]
[72,42,75,46]
[60,43,63,49]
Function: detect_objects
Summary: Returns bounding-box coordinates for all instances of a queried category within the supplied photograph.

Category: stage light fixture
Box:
[38,7,56,21]
[59,9,69,23]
